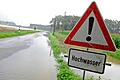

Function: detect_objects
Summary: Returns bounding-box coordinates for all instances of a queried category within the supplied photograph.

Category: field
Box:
[53,31,120,60]
[0,26,36,38]
[0,26,16,32]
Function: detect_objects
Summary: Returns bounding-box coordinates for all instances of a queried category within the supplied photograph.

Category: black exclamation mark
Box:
[86,17,94,41]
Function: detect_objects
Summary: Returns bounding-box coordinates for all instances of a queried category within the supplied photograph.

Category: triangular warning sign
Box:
[64,2,116,52]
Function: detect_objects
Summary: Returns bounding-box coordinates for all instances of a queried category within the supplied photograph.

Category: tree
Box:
[105,19,120,33]
[50,15,80,31]
[50,15,120,34]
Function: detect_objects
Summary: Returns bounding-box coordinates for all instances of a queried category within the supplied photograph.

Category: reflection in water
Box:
[0,32,57,80]
[0,46,29,61]
[0,37,34,60]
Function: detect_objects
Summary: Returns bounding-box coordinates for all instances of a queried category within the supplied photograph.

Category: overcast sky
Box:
[0,0,119,26]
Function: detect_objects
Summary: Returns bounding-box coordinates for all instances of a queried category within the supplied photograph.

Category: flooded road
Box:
[83,56,120,80]
[63,53,120,80]
[0,32,57,80]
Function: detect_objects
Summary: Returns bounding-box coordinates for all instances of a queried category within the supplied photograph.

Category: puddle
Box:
[0,32,57,80]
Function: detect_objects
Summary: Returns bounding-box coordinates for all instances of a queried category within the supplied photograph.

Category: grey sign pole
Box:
[81,48,111,80]
[67,48,112,80]
[82,48,89,80]
[83,70,86,80]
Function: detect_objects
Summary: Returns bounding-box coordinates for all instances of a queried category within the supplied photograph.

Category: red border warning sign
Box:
[64,2,116,52]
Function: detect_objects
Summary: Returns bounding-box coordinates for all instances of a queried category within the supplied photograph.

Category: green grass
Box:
[54,32,70,53]
[49,33,81,80]
[49,33,61,58]
[56,31,120,60]
[111,33,120,49]
[50,31,120,80]
[107,33,120,60]
[107,49,120,60]
[0,30,36,38]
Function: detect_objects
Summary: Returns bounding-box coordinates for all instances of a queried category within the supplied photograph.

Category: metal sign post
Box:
[65,48,111,80]
[64,1,115,80]
[83,70,86,80]
[82,60,112,80]
[68,48,107,80]
[68,48,106,74]
[82,48,89,80]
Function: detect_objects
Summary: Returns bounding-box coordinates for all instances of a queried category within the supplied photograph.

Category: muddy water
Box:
[0,32,57,80]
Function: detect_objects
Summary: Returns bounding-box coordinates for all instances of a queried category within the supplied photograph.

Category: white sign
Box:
[68,48,106,74]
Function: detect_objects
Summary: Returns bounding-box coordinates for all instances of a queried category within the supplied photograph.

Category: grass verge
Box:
[0,30,37,38]
[55,31,120,60]
[107,49,120,60]
[49,33,81,80]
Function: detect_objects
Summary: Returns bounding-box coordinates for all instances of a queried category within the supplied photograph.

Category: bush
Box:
[112,36,120,49]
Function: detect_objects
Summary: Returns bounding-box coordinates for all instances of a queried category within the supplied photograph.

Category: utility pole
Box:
[64,11,66,17]
[62,11,66,32]
[53,17,56,35]
[18,26,21,32]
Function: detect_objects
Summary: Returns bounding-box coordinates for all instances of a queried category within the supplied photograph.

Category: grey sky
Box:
[0,0,119,26]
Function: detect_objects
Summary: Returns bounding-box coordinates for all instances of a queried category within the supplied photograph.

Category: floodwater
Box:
[63,53,120,80]
[0,32,57,80]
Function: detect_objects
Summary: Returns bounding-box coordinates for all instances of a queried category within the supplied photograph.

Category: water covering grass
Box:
[49,33,81,80]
